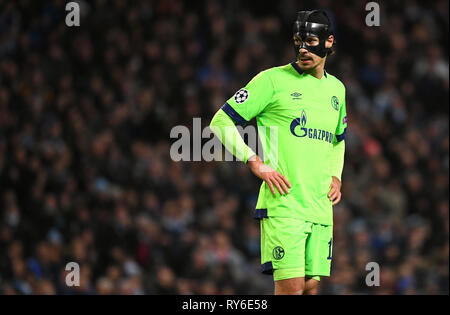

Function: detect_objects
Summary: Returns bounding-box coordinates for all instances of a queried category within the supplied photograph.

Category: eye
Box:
[305,37,319,46]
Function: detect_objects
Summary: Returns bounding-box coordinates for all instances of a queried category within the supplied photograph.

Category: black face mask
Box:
[293,10,333,59]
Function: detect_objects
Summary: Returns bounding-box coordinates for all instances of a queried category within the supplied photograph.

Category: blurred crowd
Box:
[0,0,448,295]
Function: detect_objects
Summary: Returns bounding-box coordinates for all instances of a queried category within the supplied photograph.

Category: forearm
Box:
[209,109,256,163]
[330,140,345,181]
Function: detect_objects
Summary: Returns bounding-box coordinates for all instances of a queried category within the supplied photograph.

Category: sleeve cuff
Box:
[335,128,347,142]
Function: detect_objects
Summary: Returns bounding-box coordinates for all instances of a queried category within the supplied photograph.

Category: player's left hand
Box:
[328,176,342,206]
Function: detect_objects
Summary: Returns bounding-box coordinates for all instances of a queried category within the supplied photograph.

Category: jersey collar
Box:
[290,61,328,79]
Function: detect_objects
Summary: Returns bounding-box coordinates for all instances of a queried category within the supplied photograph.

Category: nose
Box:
[299,48,309,56]
[298,42,308,53]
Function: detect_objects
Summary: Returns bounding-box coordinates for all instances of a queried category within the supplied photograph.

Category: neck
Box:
[299,58,326,79]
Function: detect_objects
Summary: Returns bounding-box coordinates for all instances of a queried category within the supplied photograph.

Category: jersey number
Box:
[327,238,333,260]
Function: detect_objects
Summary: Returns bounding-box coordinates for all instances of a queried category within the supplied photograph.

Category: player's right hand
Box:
[247,155,291,196]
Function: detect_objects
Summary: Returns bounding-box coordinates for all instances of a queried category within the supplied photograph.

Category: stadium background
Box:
[0,0,448,294]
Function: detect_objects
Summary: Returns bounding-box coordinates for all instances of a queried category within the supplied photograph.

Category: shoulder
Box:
[261,63,294,77]
[248,65,286,89]
[325,72,346,92]
[255,64,294,88]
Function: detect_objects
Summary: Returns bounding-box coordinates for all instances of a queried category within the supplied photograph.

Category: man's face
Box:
[294,34,333,70]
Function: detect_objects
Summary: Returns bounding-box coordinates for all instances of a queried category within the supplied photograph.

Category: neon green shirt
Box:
[221,62,347,225]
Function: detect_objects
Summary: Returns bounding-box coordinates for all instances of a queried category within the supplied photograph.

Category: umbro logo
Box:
[291,92,302,100]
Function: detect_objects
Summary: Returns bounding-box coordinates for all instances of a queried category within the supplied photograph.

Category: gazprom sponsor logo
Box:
[300,110,307,127]
[290,110,334,143]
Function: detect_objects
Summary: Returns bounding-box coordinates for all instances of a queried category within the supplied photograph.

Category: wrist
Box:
[247,155,262,170]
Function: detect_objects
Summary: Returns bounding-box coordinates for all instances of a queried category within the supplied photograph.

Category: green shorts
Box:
[260,216,333,281]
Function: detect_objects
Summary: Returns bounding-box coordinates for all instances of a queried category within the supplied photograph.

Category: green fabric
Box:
[273,268,320,282]
[210,109,256,163]
[261,217,333,280]
[223,62,347,225]
[330,140,345,181]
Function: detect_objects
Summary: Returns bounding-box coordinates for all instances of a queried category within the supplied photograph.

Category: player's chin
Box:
[297,62,316,71]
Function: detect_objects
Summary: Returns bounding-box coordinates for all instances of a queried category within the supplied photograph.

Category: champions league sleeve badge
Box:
[234,89,249,104]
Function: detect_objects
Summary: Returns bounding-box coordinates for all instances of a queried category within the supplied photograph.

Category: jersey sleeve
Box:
[334,91,347,143]
[221,71,274,125]
[210,109,256,163]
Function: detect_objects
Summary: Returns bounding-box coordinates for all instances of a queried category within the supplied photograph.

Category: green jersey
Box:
[222,62,347,225]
